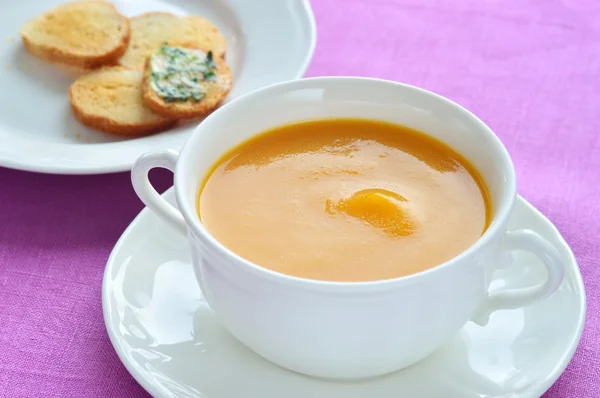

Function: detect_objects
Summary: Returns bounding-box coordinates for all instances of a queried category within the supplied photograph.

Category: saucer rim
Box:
[102,193,586,398]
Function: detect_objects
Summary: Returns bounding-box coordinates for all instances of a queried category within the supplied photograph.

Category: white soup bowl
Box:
[131,77,564,379]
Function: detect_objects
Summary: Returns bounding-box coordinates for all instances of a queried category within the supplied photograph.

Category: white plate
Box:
[103,192,585,398]
[0,0,316,174]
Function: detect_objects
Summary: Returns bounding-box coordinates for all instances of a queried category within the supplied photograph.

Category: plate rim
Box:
[102,193,586,398]
[0,0,317,175]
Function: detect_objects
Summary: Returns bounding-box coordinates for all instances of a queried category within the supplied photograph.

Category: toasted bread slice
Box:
[141,45,233,119]
[20,1,130,69]
[69,67,176,136]
[119,12,227,69]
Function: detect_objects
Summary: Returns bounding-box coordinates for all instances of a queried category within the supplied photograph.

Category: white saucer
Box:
[103,191,585,398]
[0,0,315,174]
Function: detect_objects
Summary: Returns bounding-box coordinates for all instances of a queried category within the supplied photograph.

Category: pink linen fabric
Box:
[1,0,599,396]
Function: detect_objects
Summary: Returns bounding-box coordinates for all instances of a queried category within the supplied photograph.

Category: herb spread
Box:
[150,44,217,103]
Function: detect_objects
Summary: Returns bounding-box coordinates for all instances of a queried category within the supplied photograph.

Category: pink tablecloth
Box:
[1,0,598,396]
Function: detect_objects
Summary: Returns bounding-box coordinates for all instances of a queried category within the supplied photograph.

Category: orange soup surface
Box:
[198,119,491,282]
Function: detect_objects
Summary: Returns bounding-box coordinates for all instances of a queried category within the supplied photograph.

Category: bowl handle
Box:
[471,229,565,325]
[131,149,187,235]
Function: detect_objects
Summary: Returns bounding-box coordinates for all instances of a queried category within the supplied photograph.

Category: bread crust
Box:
[69,101,177,137]
[20,1,131,69]
[21,31,130,69]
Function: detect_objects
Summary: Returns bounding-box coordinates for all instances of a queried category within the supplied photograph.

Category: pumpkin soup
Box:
[198,119,491,282]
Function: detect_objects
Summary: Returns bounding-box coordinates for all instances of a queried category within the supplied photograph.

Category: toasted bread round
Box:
[119,12,227,69]
[141,46,233,119]
[69,67,176,136]
[20,1,130,69]
[181,15,227,58]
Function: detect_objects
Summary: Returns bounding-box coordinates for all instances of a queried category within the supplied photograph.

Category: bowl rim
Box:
[174,76,517,292]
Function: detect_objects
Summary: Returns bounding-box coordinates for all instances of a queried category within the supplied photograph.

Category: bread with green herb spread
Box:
[141,45,233,119]
[69,67,177,136]
[20,0,130,69]
[119,12,227,69]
